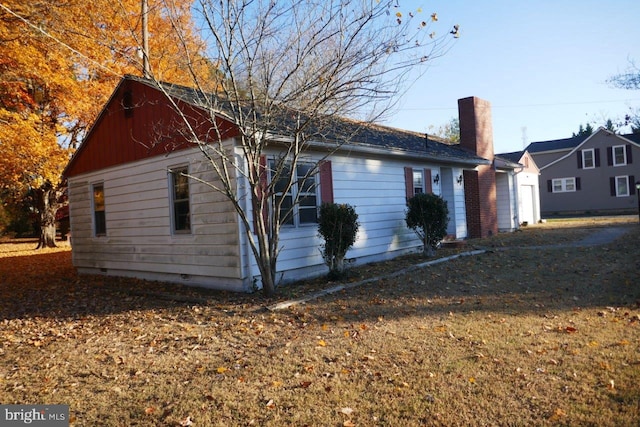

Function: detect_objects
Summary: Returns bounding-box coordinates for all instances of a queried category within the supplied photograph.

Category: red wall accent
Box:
[64,78,239,178]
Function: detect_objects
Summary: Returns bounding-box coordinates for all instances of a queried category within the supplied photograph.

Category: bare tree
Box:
[156,0,458,295]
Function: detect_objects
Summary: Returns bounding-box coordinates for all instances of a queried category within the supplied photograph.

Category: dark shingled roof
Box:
[126,75,489,166]
[526,131,640,154]
[496,151,524,164]
[525,136,585,153]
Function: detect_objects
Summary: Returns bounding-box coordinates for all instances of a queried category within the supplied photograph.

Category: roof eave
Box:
[303,139,490,167]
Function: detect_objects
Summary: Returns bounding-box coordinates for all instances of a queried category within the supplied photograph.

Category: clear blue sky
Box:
[383,0,640,154]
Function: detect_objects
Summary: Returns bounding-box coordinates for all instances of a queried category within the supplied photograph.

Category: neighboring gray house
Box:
[495,150,541,225]
[526,128,640,217]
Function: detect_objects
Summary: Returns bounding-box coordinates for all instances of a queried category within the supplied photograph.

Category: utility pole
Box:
[141,0,150,78]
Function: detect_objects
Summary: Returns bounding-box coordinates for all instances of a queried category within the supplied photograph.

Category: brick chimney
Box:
[458,96,497,239]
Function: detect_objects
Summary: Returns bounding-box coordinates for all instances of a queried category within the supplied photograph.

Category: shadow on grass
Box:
[1,225,639,322]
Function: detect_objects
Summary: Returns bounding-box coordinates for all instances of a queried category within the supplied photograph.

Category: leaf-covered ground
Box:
[1,218,639,426]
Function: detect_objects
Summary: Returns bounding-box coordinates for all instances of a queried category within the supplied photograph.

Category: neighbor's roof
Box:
[495,151,524,164]
[526,131,640,154]
[525,136,585,154]
[127,75,489,166]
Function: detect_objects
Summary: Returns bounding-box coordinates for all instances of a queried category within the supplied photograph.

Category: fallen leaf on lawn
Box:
[548,408,566,421]
[144,407,155,415]
[300,381,312,388]
[317,340,327,347]
[468,377,476,384]
[565,326,577,333]
[340,407,354,415]
[265,399,275,409]
[179,416,193,426]
[343,421,356,427]
[608,379,615,390]
[216,367,227,374]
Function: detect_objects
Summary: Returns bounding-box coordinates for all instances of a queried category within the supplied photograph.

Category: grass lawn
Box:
[1,217,639,426]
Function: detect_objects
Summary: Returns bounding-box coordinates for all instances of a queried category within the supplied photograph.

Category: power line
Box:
[398,98,640,111]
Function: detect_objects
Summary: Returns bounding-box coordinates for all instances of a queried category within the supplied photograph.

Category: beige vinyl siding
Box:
[68,144,244,291]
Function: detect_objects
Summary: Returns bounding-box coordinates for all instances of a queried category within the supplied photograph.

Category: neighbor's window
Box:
[413,169,424,195]
[270,160,318,227]
[552,177,576,193]
[615,176,629,197]
[170,166,191,233]
[92,183,106,236]
[582,149,595,169]
[613,145,627,166]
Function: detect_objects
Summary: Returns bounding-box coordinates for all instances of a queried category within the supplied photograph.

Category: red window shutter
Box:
[404,167,414,200]
[576,151,583,169]
[319,160,334,204]
[424,169,433,194]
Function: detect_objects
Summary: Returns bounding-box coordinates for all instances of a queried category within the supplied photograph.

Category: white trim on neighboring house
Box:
[539,127,640,170]
[538,128,604,171]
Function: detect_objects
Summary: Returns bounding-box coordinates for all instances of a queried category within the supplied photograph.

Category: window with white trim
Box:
[613,145,627,166]
[552,177,576,193]
[270,160,318,227]
[582,149,595,169]
[615,176,629,197]
[92,183,106,236]
[413,170,424,195]
[170,166,191,233]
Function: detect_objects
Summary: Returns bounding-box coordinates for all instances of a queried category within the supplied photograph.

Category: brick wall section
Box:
[458,97,498,238]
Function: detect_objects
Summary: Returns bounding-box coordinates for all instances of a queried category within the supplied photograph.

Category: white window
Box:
[92,183,106,236]
[582,149,595,169]
[615,176,629,197]
[413,170,424,195]
[270,160,318,227]
[613,145,627,166]
[170,166,191,233]
[552,177,576,193]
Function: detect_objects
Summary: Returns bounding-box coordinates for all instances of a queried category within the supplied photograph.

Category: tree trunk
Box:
[34,183,61,249]
[422,237,435,257]
[37,223,57,249]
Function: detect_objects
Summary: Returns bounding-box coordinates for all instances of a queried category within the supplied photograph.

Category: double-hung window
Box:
[582,149,595,169]
[92,183,106,236]
[552,177,576,193]
[270,160,318,227]
[413,170,424,195]
[615,176,629,197]
[612,145,627,166]
[170,166,191,233]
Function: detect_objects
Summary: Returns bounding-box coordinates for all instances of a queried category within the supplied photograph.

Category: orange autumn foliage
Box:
[0,0,211,194]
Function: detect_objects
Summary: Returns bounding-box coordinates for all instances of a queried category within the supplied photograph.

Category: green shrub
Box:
[318,203,359,279]
[405,193,449,257]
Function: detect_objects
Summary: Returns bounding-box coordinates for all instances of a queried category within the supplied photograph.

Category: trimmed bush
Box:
[405,193,449,256]
[318,203,359,279]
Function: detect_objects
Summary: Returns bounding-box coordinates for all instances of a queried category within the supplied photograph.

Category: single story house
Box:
[495,150,541,225]
[63,75,503,291]
[526,128,640,217]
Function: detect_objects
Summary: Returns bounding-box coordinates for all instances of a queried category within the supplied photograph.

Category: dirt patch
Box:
[1,217,639,426]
